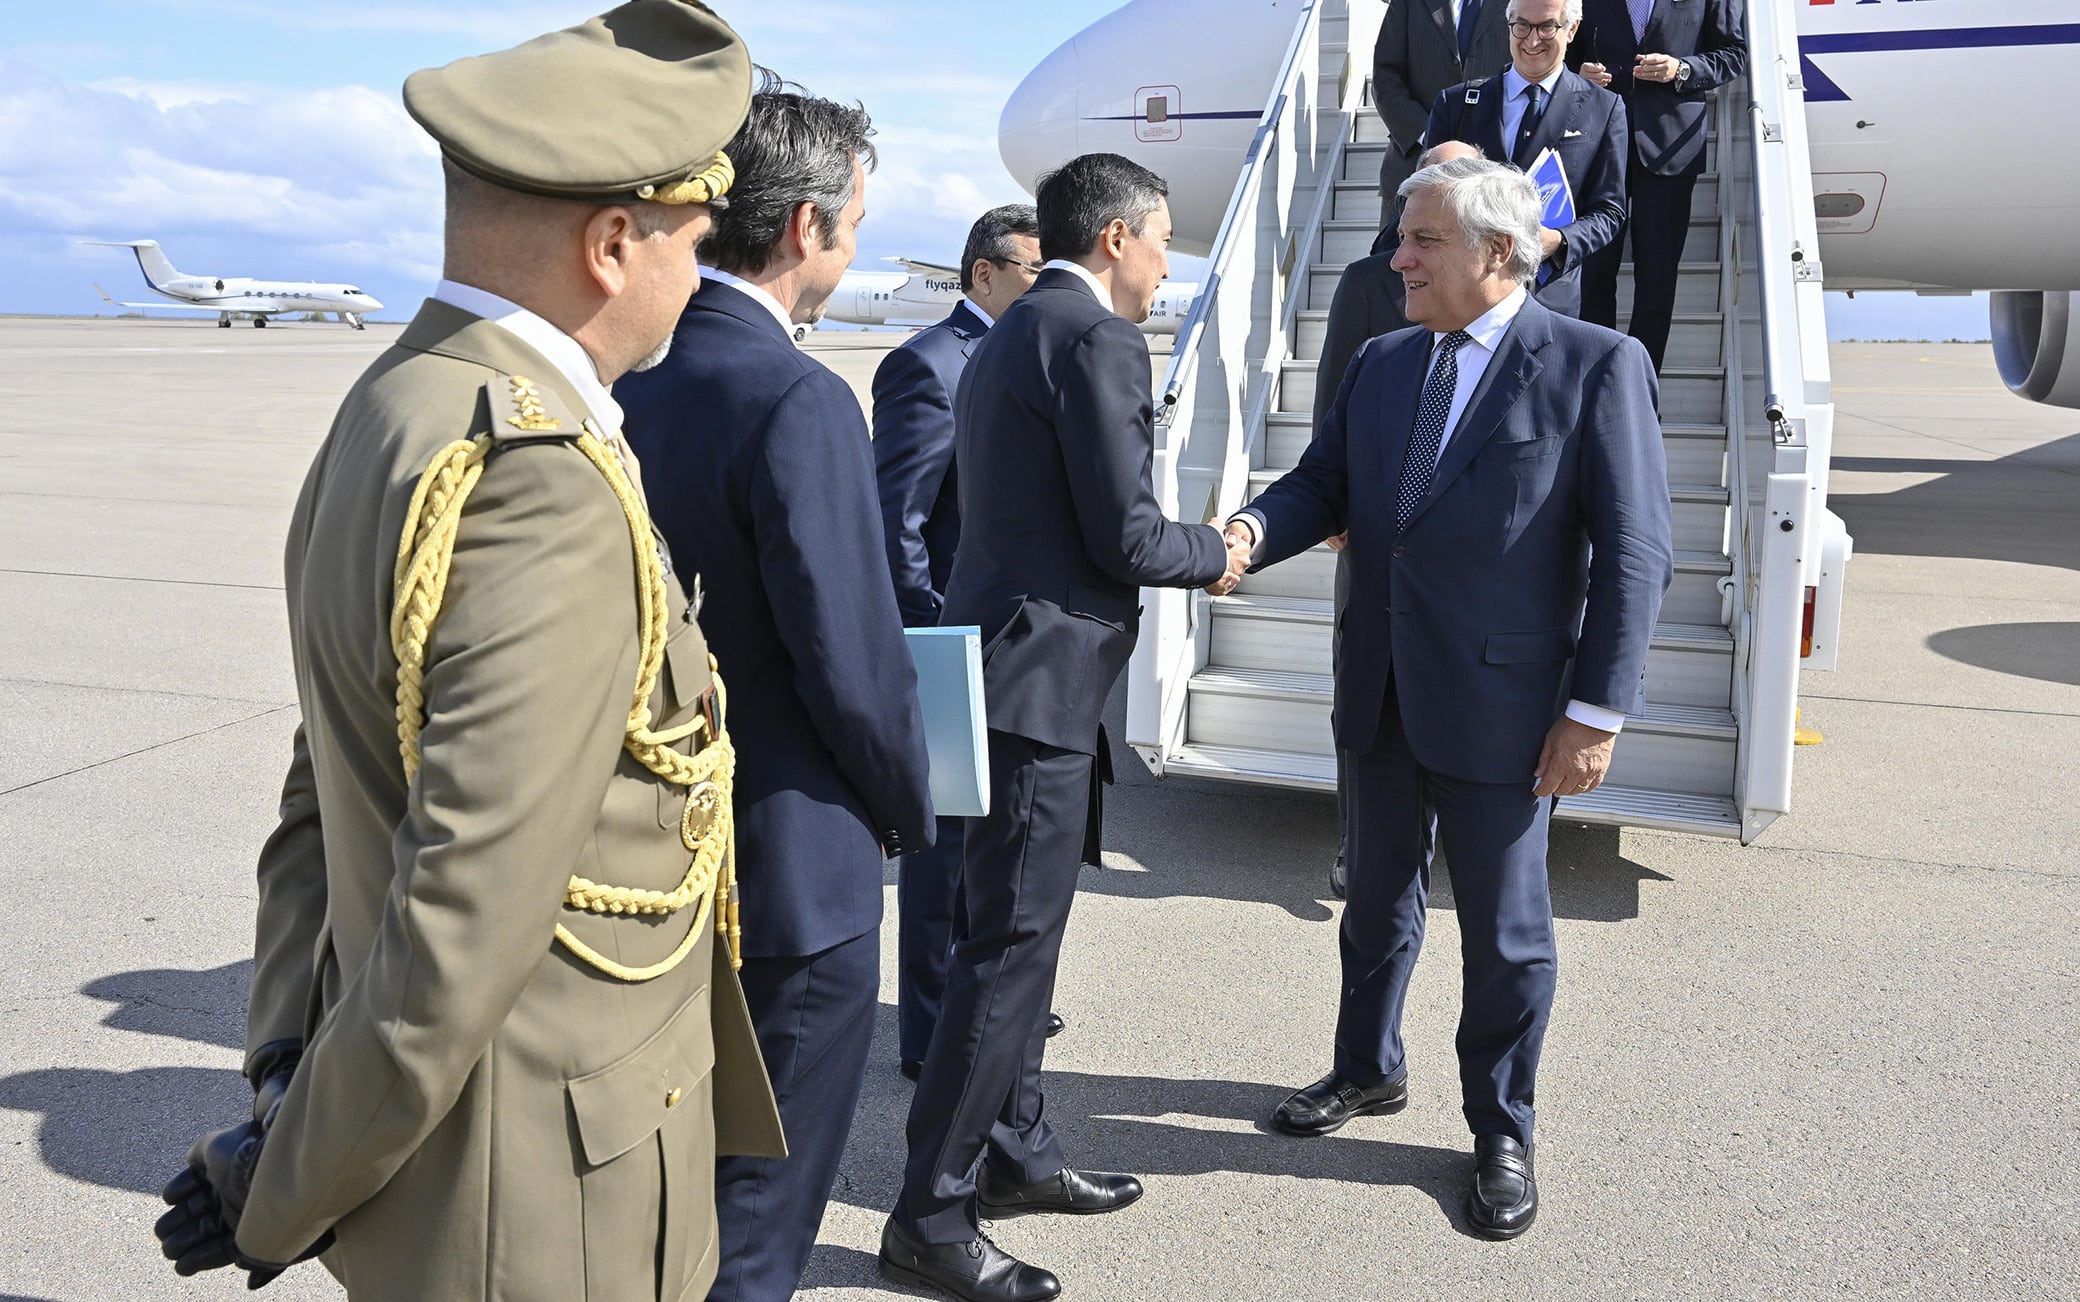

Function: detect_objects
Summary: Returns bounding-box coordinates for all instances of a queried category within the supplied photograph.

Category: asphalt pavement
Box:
[0,319,2073,1300]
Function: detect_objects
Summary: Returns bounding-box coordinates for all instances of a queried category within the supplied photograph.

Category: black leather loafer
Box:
[1270,1071,1408,1136]
[1044,1012,1066,1038]
[900,1059,923,1082]
[879,1217,1060,1302]
[977,1165,1144,1218]
[1329,848,1348,899]
[1466,1134,1537,1239]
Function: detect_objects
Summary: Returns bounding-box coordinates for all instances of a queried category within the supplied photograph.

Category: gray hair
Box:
[1505,0,1584,23]
[1416,140,1485,168]
[699,70,878,276]
[1396,157,1543,285]
[959,203,1040,292]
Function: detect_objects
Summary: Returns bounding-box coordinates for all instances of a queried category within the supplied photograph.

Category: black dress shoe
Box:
[900,1059,923,1082]
[1044,1012,1066,1038]
[1466,1134,1537,1239]
[977,1165,1143,1218]
[879,1217,1060,1302]
[1328,847,1347,899]
[1269,1071,1408,1136]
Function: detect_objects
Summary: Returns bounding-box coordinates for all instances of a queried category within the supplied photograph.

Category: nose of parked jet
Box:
[999,38,1082,194]
[354,293,383,310]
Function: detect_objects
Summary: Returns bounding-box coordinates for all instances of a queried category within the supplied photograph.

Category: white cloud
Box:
[1,60,442,295]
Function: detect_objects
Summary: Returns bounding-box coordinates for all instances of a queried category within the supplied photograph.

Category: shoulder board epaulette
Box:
[485,373,584,443]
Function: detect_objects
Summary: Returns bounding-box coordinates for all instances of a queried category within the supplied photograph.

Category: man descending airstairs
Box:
[1128,0,1842,843]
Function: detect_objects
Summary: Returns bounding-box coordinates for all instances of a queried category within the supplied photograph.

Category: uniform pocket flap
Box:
[1484,628,1575,664]
[662,618,712,716]
[567,983,714,1168]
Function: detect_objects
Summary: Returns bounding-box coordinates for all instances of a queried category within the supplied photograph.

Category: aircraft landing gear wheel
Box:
[791,323,811,345]
[254,317,267,328]
[217,318,231,328]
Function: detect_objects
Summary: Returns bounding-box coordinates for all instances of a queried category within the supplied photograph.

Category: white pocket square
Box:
[1563,129,1584,138]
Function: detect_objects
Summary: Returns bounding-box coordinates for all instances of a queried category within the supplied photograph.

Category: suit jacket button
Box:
[1392,545,1408,559]
[665,1087,683,1108]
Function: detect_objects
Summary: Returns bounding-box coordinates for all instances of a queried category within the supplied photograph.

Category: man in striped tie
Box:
[1224,157,1672,1240]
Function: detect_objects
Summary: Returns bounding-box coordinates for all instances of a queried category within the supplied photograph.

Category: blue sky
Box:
[4,0,1986,341]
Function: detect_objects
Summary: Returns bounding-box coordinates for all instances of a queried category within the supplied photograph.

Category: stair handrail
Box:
[1732,0,1832,840]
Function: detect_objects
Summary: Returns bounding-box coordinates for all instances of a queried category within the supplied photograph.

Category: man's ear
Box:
[1099,217,1130,264]
[786,200,823,260]
[582,205,639,298]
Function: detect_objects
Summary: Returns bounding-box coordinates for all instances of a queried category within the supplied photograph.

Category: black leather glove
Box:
[153,1040,327,1289]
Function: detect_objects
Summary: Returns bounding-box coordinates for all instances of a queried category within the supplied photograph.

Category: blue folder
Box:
[1526,147,1576,227]
[903,626,991,818]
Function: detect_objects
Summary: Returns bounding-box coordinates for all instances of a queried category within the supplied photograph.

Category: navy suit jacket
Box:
[1572,0,1747,177]
[872,300,988,628]
[941,268,1228,754]
[1423,66,1629,318]
[1240,296,1673,784]
[619,279,934,959]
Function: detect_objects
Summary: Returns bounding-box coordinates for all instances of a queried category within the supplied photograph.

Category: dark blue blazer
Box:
[1240,297,1673,784]
[1423,66,1629,318]
[941,269,1228,754]
[1572,0,1747,177]
[618,279,934,959]
[872,300,989,628]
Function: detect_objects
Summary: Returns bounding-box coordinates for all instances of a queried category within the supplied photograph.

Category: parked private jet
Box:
[999,0,2080,410]
[88,240,383,329]
[813,257,1198,340]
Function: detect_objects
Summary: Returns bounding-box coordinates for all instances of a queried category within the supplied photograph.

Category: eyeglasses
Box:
[1507,20,1566,38]
[992,256,1046,276]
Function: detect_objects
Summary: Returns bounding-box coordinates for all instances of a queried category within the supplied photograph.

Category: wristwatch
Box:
[1673,61,1692,88]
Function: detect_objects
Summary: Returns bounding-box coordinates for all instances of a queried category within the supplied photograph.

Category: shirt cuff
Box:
[1229,511,1268,565]
[1565,699,1626,734]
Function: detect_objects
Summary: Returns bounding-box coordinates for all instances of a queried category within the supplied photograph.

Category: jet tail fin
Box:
[83,239,183,290]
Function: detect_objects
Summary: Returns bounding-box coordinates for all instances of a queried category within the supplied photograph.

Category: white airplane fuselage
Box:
[90,240,382,326]
[999,0,2080,404]
[822,264,1198,337]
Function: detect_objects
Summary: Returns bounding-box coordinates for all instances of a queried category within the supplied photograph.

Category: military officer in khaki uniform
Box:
[150,4,785,1297]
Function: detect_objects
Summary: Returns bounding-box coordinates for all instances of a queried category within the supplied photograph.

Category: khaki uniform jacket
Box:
[236,298,785,1300]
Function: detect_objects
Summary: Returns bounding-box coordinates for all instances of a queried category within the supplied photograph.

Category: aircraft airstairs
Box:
[1125,0,1845,843]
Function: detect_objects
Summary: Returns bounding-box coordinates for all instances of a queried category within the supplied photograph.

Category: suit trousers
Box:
[896,728,1087,1244]
[1334,686,1557,1144]
[897,816,967,1065]
[710,928,880,1302]
[1582,166,1699,372]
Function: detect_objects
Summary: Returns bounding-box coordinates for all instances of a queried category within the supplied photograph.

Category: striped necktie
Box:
[1396,330,1473,529]
[1629,0,1656,42]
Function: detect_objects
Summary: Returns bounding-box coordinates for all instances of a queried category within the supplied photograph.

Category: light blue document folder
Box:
[903,626,990,818]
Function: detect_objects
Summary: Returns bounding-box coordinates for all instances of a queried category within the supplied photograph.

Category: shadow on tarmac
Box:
[1829,432,2080,574]
[80,960,250,1050]
[0,1064,246,1195]
[1926,621,2080,686]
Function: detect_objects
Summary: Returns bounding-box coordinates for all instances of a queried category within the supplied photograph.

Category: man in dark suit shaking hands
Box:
[881,154,1245,1301]
[1228,157,1672,1239]
[619,82,935,1301]
[871,203,1064,1082]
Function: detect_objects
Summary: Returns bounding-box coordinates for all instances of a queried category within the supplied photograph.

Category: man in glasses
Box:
[1420,0,1629,320]
[871,203,1067,1085]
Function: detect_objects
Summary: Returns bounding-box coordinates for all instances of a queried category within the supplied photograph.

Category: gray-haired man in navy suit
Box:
[871,204,1067,1083]
[1230,157,1672,1240]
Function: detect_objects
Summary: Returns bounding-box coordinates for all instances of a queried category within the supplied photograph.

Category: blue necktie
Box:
[1456,0,1483,60]
[1397,330,1472,529]
[1512,84,1544,167]
[1629,0,1656,42]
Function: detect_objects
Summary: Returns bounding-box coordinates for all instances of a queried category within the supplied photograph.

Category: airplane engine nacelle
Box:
[1991,290,2080,410]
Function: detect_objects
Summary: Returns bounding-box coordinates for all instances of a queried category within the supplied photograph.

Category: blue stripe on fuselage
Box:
[1802,23,2080,103]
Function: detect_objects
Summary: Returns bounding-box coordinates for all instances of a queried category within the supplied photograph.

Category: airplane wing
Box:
[92,284,280,312]
[887,257,961,277]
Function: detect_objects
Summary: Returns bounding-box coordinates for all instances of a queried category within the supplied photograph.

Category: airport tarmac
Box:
[1,317,2074,1300]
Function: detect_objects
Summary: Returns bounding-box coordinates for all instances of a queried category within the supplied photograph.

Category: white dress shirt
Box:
[1234,283,1626,734]
[1042,258,1114,309]
[697,266,799,338]
[433,278,623,432]
[1499,64,1566,168]
[963,296,995,328]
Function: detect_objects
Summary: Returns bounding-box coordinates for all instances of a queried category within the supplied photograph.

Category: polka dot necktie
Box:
[1396,330,1472,530]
